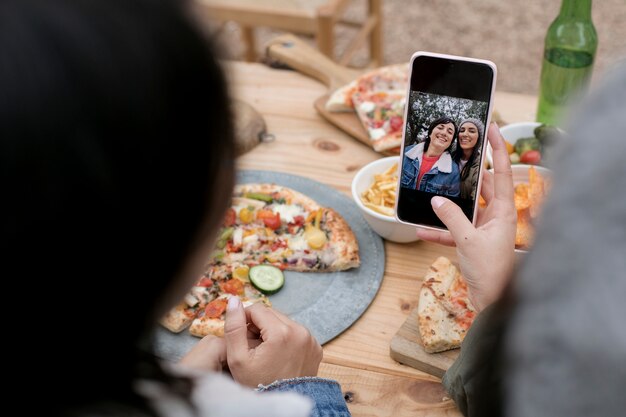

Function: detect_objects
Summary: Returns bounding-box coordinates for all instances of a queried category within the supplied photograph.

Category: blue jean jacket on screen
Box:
[258,377,352,417]
[401,142,460,197]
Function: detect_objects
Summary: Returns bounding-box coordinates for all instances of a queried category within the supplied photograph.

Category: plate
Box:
[153,170,385,361]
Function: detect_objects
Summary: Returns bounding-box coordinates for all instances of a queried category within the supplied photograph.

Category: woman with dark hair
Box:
[401,116,460,197]
[1,0,349,416]
[453,118,485,200]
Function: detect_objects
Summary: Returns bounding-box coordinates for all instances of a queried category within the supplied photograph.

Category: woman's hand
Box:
[416,123,517,312]
[179,335,227,372]
[224,298,323,387]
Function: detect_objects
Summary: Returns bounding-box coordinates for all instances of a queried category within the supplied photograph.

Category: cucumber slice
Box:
[249,265,285,295]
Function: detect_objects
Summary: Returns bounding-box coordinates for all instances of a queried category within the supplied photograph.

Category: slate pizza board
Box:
[154,170,385,361]
[389,305,459,378]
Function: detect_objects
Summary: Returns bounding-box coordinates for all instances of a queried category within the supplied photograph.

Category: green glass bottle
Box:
[536,0,597,125]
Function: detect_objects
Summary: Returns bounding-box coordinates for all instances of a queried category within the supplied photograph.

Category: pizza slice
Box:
[325,63,408,112]
[218,184,360,272]
[189,278,270,338]
[160,275,218,333]
[352,90,406,152]
[417,257,477,353]
[161,183,360,337]
[325,80,358,112]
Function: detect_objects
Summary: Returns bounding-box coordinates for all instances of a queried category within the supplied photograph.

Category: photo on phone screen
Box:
[396,53,496,230]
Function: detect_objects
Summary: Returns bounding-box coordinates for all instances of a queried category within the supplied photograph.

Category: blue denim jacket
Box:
[401,143,460,197]
[258,377,351,417]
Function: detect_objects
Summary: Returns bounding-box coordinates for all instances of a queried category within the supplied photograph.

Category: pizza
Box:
[417,257,477,353]
[188,273,271,338]
[352,90,406,152]
[161,184,360,337]
[325,63,408,112]
[160,264,271,337]
[324,64,407,153]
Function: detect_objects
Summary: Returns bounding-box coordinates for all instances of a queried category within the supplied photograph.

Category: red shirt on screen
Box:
[416,155,439,188]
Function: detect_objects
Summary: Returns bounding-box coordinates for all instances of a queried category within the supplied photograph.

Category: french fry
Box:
[514,183,531,210]
[360,163,399,217]
[528,166,545,218]
[515,167,548,250]
[515,209,534,249]
[363,202,394,216]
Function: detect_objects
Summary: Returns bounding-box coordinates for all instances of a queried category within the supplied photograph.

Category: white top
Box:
[136,365,312,417]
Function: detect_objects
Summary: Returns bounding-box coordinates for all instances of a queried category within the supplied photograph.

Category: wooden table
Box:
[228,61,536,417]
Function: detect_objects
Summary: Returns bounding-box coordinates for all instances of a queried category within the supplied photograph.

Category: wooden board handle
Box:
[265,34,361,91]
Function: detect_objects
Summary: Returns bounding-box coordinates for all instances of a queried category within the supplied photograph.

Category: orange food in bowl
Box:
[504,139,515,155]
[513,166,550,250]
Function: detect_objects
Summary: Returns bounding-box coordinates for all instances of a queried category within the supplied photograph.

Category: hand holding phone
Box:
[395,52,497,231]
[415,123,517,311]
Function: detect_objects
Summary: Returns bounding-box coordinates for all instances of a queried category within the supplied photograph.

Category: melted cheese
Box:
[242,234,260,251]
[288,234,309,251]
[271,204,305,224]
[359,101,376,113]
[232,227,243,246]
[370,127,386,140]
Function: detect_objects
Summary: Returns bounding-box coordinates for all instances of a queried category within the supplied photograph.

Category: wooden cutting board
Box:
[266,34,398,156]
[390,305,459,378]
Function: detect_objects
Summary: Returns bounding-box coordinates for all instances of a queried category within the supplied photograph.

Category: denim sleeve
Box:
[257,377,351,417]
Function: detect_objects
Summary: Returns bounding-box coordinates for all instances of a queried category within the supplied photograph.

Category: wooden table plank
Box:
[225,61,536,416]
[319,363,462,417]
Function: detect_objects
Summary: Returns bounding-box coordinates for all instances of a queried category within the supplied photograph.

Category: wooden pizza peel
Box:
[265,34,399,156]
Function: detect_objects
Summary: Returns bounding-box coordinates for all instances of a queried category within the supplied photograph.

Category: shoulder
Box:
[404,142,424,160]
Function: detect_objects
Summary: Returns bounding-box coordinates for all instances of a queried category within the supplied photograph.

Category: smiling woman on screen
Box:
[401,116,461,197]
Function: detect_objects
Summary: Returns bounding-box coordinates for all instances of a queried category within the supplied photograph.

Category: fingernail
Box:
[227,296,240,311]
[431,196,446,209]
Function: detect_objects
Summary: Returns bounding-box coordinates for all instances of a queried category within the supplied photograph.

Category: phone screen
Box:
[396,53,495,229]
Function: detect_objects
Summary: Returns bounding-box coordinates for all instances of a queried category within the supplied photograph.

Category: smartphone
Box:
[395,52,497,231]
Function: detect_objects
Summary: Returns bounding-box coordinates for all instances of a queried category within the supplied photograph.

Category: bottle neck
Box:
[559,0,592,19]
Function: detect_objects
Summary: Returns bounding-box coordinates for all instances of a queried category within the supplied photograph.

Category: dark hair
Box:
[1,0,234,414]
[453,120,484,180]
[423,116,457,154]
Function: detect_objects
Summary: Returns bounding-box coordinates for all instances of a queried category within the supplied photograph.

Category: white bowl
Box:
[486,121,542,168]
[351,156,419,243]
[511,162,551,184]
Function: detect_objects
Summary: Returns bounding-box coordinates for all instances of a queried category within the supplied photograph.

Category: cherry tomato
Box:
[225,241,242,253]
[204,299,228,318]
[197,277,213,288]
[220,278,244,295]
[389,116,403,132]
[270,240,288,251]
[223,208,236,227]
[520,150,542,165]
[264,214,281,230]
[257,210,281,230]
[256,209,275,220]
